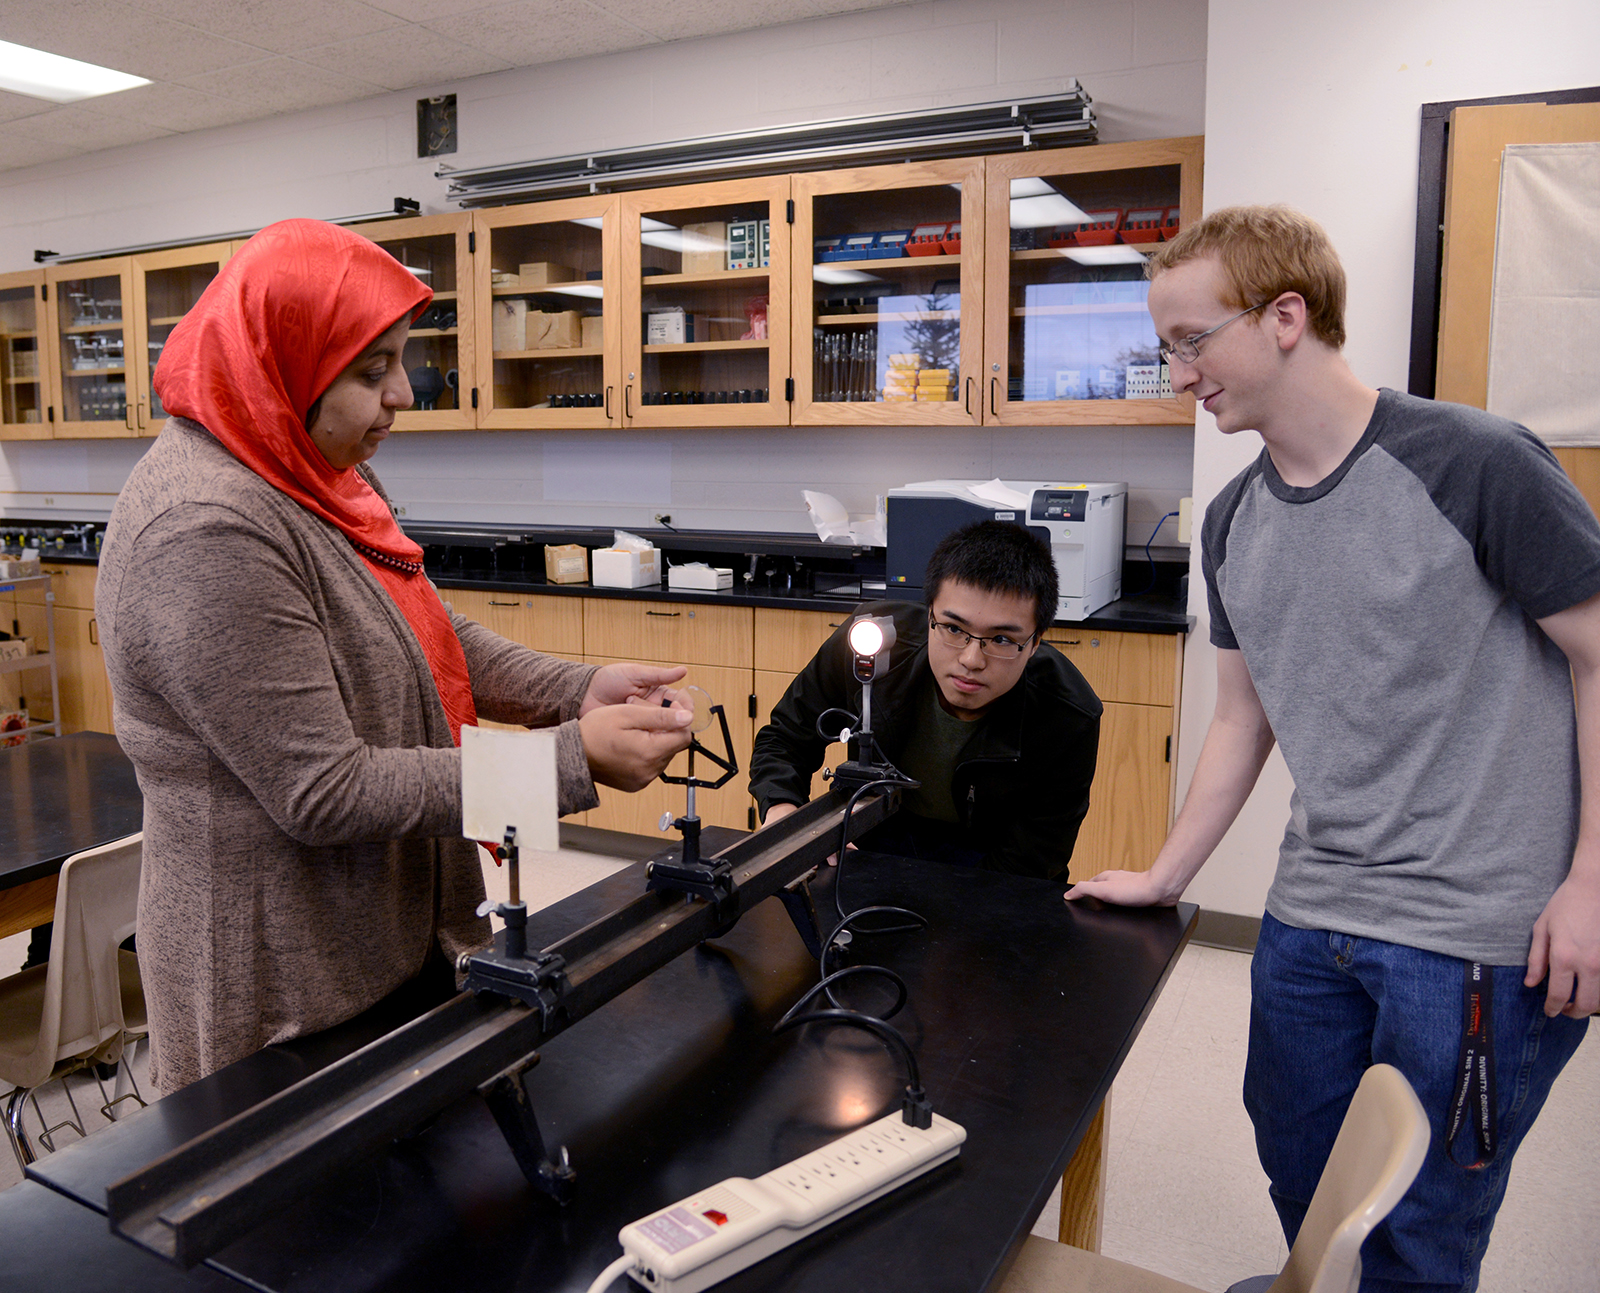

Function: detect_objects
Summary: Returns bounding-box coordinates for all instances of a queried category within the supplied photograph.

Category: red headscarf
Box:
[153,219,476,743]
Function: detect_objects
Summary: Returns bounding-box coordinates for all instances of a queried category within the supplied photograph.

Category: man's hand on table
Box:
[1063,868,1181,907]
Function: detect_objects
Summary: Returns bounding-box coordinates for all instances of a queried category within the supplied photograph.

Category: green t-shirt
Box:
[895,678,982,823]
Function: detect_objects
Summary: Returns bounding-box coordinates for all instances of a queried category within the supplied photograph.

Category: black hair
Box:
[922,519,1058,636]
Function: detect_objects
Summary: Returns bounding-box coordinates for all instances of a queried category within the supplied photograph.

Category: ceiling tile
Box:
[598,0,819,43]
[130,0,408,56]
[0,90,58,126]
[9,102,175,151]
[0,135,81,171]
[293,24,515,90]
[422,0,658,66]
[0,1,263,79]
[177,56,390,115]
[83,81,265,135]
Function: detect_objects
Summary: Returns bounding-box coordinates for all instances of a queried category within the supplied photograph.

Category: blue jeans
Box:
[1245,913,1588,1293]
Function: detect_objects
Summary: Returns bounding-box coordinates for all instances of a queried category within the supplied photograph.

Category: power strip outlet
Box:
[615,1111,966,1292]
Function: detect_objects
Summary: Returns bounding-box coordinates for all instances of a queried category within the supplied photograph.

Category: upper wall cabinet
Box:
[356,212,478,432]
[791,158,986,426]
[472,195,620,430]
[0,270,50,441]
[42,243,231,439]
[981,137,1203,426]
[620,176,792,428]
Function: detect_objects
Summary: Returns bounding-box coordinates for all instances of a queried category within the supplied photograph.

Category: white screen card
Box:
[460,725,559,852]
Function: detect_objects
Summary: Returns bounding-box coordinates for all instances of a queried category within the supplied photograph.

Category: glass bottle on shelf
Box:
[793,159,984,425]
[48,264,132,437]
[357,214,475,430]
[622,177,789,427]
[0,274,48,439]
[983,139,1200,425]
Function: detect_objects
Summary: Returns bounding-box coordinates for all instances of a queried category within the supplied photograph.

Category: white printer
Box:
[886,480,1128,621]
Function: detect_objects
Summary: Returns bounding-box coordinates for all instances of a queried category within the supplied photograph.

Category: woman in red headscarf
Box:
[97,220,692,1094]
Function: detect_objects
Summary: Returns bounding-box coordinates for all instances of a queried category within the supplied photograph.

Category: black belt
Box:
[1444,961,1497,1168]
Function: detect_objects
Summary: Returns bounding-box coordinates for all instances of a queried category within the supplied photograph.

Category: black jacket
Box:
[749,602,1102,880]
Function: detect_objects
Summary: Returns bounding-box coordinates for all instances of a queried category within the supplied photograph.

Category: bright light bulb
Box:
[848,620,884,656]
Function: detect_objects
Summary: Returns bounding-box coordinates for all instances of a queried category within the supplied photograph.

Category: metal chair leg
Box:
[35,1078,87,1154]
[6,1086,36,1169]
[96,1044,146,1121]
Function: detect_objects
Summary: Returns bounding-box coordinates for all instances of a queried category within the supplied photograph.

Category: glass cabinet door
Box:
[791,158,985,425]
[620,177,790,427]
[130,242,231,436]
[0,272,50,440]
[473,196,618,429]
[982,138,1201,425]
[45,258,135,438]
[355,214,475,431]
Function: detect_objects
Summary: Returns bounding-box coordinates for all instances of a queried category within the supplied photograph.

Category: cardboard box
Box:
[544,544,588,584]
[526,310,582,349]
[681,222,726,274]
[491,298,527,352]
[647,308,685,345]
[0,638,28,662]
[667,564,733,591]
[592,547,660,588]
[580,315,604,349]
[9,349,38,380]
[518,262,575,286]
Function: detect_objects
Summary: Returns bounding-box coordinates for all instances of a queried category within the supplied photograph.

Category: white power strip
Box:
[610,1110,966,1293]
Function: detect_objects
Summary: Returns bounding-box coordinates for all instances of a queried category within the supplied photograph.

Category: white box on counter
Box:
[592,547,660,588]
[667,564,732,591]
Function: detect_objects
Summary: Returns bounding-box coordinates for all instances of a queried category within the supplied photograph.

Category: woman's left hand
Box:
[580,661,689,715]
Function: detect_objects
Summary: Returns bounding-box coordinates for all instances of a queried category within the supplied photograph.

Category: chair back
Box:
[4,834,143,1089]
[1272,1063,1430,1293]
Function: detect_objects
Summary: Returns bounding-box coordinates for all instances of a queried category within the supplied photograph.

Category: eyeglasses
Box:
[929,617,1035,659]
[1158,301,1267,365]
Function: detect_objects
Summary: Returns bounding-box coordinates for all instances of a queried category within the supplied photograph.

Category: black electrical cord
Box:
[814,707,859,744]
[779,964,908,1025]
[772,1007,933,1128]
[1134,511,1180,596]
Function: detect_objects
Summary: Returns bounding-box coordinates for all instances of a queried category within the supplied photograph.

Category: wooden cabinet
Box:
[354,213,478,432]
[981,137,1202,426]
[1041,626,1184,881]
[441,587,584,659]
[752,607,852,811]
[471,196,620,429]
[12,564,113,734]
[620,176,792,428]
[791,157,986,425]
[37,243,231,439]
[0,270,51,439]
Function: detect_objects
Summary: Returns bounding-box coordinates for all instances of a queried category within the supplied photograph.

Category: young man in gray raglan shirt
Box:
[1067,206,1600,1291]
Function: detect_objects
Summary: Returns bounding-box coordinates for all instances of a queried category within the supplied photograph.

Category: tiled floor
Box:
[4,848,1597,1292]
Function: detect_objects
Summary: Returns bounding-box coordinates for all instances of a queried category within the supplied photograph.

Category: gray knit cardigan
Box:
[97,417,599,1093]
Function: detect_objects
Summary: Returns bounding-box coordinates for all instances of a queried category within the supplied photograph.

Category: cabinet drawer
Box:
[583,599,752,669]
[1040,629,1177,708]
[753,667,842,807]
[16,564,98,611]
[753,608,848,674]
[443,588,584,657]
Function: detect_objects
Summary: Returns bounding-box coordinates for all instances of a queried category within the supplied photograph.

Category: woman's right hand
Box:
[580,703,693,791]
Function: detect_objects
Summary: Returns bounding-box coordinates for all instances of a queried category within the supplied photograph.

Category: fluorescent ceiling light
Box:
[570,215,674,231]
[535,283,604,299]
[1009,177,1055,198]
[812,267,880,284]
[1062,245,1148,265]
[0,39,149,103]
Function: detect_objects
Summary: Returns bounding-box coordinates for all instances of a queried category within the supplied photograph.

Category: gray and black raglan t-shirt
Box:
[1203,389,1600,963]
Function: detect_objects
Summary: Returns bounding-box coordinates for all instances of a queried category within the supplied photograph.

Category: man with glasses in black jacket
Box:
[750,520,1102,881]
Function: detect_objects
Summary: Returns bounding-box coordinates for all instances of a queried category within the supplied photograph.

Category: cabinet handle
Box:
[625,385,633,419]
[828,622,843,628]
[989,377,999,417]
[645,610,681,618]
[488,599,518,606]
[605,384,613,419]
[964,376,973,415]
[89,617,98,646]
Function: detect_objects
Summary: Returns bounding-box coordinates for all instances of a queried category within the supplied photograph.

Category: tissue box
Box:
[526,310,582,349]
[544,544,588,584]
[492,298,527,352]
[592,547,659,588]
[518,262,575,286]
[668,565,733,591]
